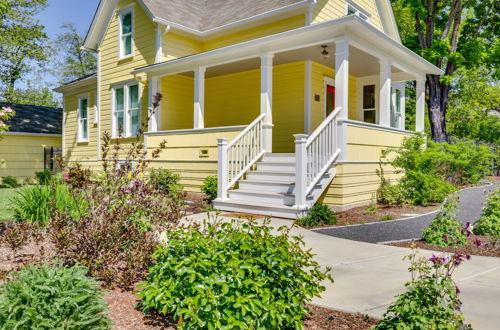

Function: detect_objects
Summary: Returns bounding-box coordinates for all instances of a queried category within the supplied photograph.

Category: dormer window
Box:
[119,9,133,58]
[346,1,370,21]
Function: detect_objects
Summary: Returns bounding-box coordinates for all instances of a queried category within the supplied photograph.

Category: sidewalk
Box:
[185,212,500,329]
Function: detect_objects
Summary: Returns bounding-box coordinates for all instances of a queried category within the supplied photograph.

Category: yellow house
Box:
[0,103,62,182]
[55,0,442,218]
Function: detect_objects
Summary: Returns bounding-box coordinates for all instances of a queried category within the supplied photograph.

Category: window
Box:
[119,10,133,58]
[113,83,140,138]
[362,85,376,124]
[346,2,370,21]
[78,96,89,141]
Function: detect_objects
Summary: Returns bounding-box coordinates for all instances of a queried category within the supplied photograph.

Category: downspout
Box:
[155,24,171,63]
[305,0,318,25]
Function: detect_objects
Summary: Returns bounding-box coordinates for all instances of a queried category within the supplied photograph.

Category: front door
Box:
[325,82,335,117]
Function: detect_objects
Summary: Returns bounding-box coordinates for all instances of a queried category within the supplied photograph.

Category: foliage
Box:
[64,163,92,189]
[375,249,471,330]
[0,187,22,221]
[54,23,97,84]
[0,262,111,329]
[1,82,60,107]
[363,202,378,215]
[474,189,500,237]
[138,218,332,329]
[148,168,181,194]
[35,168,52,185]
[376,165,408,206]
[296,204,336,227]
[1,176,19,188]
[391,0,499,141]
[201,175,218,201]
[422,195,468,247]
[0,0,50,92]
[0,105,15,142]
[10,184,87,225]
[379,214,395,221]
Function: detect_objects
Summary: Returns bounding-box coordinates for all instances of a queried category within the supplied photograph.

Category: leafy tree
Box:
[392,0,499,142]
[0,105,15,143]
[1,81,61,107]
[0,0,50,92]
[55,23,97,84]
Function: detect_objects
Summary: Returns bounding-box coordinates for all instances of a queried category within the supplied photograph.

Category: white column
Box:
[416,77,426,132]
[294,134,308,209]
[194,66,206,129]
[334,37,349,161]
[335,38,349,120]
[260,53,274,152]
[217,138,228,199]
[304,60,312,134]
[379,59,392,127]
[400,82,406,130]
[148,76,161,132]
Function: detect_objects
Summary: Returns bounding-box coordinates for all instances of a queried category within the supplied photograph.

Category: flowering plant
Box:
[0,106,15,142]
[375,249,471,329]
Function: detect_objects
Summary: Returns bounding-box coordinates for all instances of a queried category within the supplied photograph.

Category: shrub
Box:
[379,214,395,221]
[148,168,181,193]
[422,195,468,246]
[201,175,217,201]
[375,250,471,329]
[1,176,19,188]
[0,263,111,329]
[64,163,92,188]
[363,202,378,215]
[376,171,408,206]
[10,184,87,225]
[35,169,53,185]
[296,203,336,227]
[474,189,500,237]
[0,183,11,189]
[400,171,455,205]
[138,219,332,329]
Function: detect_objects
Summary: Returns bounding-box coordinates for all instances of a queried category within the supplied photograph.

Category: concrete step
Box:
[256,161,296,172]
[238,179,295,194]
[262,153,295,163]
[229,189,296,206]
[246,170,296,182]
[213,199,301,219]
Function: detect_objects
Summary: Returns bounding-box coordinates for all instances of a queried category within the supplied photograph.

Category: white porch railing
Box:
[295,107,342,209]
[217,114,266,199]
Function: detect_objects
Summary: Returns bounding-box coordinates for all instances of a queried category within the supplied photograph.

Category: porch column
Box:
[260,52,274,152]
[416,77,426,132]
[334,37,349,160]
[148,76,161,132]
[379,59,392,127]
[194,66,206,129]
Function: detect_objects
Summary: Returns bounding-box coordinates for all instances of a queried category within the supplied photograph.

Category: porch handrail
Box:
[295,106,342,208]
[217,113,266,199]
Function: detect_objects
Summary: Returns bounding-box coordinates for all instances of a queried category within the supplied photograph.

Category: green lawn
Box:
[0,187,23,221]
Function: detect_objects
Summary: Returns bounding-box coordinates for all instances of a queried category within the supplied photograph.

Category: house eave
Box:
[53,76,98,94]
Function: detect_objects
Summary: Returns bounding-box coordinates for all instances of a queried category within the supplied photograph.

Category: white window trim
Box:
[346,1,371,22]
[111,82,141,138]
[93,91,99,124]
[77,94,89,142]
[118,5,134,59]
[323,76,335,119]
[356,76,379,124]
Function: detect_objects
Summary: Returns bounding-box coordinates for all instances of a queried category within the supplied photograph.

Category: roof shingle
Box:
[0,102,63,135]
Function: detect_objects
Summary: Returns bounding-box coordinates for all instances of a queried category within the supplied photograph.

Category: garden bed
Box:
[388,235,500,258]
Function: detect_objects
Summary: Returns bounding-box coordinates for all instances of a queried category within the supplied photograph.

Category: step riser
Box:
[214,201,300,219]
[229,191,295,206]
[239,181,295,194]
[257,163,296,172]
[247,172,295,182]
[262,156,295,163]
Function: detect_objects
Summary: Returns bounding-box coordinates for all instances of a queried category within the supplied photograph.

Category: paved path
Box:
[185,211,500,329]
[313,182,498,243]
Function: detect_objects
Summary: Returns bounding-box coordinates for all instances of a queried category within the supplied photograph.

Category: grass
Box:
[0,187,24,221]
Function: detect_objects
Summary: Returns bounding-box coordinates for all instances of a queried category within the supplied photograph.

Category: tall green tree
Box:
[392,0,499,142]
[55,23,97,84]
[0,0,50,93]
[1,81,61,108]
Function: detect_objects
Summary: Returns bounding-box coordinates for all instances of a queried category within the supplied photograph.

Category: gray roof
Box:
[142,0,307,32]
[1,102,62,135]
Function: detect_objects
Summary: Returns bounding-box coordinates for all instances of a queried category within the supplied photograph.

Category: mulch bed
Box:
[388,235,500,258]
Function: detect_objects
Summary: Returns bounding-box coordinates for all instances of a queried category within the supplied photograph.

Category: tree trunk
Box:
[427,75,449,142]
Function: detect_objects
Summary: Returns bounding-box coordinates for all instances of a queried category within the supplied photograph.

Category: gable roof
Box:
[141,0,308,32]
[0,102,63,135]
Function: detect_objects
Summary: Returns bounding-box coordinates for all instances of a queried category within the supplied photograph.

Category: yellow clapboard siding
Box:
[312,0,383,31]
[0,135,61,179]
[162,75,194,130]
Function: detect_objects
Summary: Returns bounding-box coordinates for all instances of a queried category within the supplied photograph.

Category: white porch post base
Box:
[194,66,206,129]
[379,59,392,127]
[148,76,160,132]
[294,134,308,209]
[217,138,228,199]
[334,37,349,161]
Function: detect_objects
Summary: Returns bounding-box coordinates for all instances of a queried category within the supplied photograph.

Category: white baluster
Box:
[217,138,228,199]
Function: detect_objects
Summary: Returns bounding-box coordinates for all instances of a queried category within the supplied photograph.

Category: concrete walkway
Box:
[313,182,498,243]
[184,212,500,330]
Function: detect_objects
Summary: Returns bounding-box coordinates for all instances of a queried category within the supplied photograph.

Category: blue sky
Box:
[20,0,100,89]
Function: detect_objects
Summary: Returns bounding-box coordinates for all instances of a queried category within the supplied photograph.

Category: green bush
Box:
[474,189,500,237]
[201,175,218,201]
[422,195,468,246]
[1,176,19,188]
[35,169,53,185]
[400,171,455,205]
[0,263,111,329]
[148,168,181,193]
[379,214,395,221]
[375,250,471,330]
[296,204,336,227]
[363,202,378,215]
[138,219,331,329]
[11,185,87,224]
[0,183,11,189]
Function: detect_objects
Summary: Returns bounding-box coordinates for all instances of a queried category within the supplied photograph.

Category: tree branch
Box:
[441,0,461,41]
